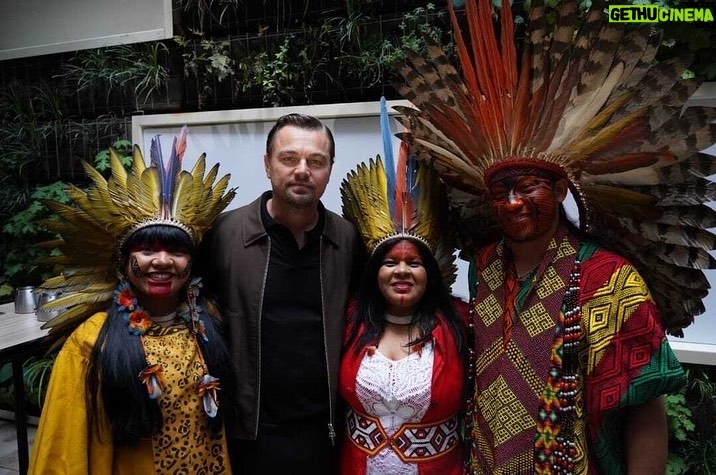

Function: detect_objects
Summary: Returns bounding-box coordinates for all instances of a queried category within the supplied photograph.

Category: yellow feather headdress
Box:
[37,126,236,345]
[341,98,457,287]
[393,0,716,334]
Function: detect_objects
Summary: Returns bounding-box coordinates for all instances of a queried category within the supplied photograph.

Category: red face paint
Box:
[488,175,560,242]
[126,246,191,307]
[377,239,428,316]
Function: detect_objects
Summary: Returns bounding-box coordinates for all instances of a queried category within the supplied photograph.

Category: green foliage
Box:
[0,82,63,191]
[57,43,169,107]
[337,3,453,88]
[94,139,133,174]
[667,453,689,475]
[231,22,339,107]
[0,362,13,410]
[176,0,243,34]
[0,284,13,299]
[1,182,70,289]
[0,353,57,414]
[666,364,716,474]
[666,393,695,442]
[176,37,235,109]
[238,35,312,107]
[23,354,56,409]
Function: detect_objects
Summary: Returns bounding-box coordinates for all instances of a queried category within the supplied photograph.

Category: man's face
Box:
[487,174,567,242]
[264,125,332,210]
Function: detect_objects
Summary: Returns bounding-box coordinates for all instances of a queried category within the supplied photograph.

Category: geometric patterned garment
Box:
[354,343,434,474]
[142,322,230,474]
[467,224,686,474]
[575,243,685,474]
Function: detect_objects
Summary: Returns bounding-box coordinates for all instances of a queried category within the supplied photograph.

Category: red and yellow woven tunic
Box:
[467,224,685,474]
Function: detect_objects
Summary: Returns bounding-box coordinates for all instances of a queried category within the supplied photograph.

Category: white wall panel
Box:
[0,0,172,60]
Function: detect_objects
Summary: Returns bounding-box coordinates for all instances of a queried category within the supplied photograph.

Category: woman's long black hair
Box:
[85,225,235,446]
[345,237,465,356]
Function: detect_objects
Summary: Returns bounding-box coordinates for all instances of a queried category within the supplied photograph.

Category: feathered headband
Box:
[36,127,236,344]
[393,0,716,334]
[341,97,457,287]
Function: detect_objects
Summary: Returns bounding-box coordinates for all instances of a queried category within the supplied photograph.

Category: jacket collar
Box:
[242,191,341,247]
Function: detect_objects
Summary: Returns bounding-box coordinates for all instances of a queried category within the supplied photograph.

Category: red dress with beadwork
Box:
[339,300,467,475]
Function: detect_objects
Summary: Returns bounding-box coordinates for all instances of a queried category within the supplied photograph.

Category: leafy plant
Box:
[57,43,169,109]
[239,36,299,106]
[0,82,61,190]
[1,182,71,293]
[0,353,57,414]
[94,139,133,174]
[234,23,341,107]
[336,3,454,89]
[133,43,171,103]
[177,37,235,109]
[23,354,56,409]
[176,0,243,34]
[666,393,695,444]
[666,364,716,474]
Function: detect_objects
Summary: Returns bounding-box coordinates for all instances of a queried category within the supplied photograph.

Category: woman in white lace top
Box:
[338,237,469,475]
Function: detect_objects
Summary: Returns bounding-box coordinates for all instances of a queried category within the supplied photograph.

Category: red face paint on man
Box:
[488,175,567,242]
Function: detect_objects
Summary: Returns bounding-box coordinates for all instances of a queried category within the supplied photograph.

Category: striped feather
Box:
[654,205,716,228]
[635,182,716,206]
[615,217,716,251]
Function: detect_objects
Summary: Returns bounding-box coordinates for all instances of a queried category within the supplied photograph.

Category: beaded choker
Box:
[385,313,413,325]
[113,279,220,418]
[151,312,177,325]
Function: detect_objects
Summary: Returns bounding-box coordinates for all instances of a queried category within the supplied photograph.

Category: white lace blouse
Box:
[355,342,435,475]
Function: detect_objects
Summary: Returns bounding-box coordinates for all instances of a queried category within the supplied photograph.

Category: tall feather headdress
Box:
[393,0,716,335]
[37,126,236,345]
[341,97,457,287]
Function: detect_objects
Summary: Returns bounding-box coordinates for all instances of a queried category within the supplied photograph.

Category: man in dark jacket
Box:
[202,113,363,474]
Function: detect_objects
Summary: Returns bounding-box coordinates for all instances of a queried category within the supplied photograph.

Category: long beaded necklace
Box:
[464,258,583,474]
[550,257,582,474]
[114,279,221,418]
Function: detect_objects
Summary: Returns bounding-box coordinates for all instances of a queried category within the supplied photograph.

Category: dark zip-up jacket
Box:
[201,195,362,442]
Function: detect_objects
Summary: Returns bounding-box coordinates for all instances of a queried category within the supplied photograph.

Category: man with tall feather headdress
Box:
[391,0,716,473]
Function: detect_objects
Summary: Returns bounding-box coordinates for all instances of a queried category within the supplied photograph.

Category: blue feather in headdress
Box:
[149,126,187,218]
[380,96,396,217]
[379,96,422,233]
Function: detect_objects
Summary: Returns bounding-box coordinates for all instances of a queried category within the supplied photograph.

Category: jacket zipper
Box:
[254,237,271,439]
[318,236,336,446]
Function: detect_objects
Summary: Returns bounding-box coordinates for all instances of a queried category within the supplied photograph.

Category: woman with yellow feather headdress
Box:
[337,98,470,474]
[29,128,236,473]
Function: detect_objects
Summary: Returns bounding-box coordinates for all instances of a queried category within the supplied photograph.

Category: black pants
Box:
[228,422,337,475]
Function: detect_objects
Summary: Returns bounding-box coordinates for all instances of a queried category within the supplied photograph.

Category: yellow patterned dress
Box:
[29,312,230,474]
